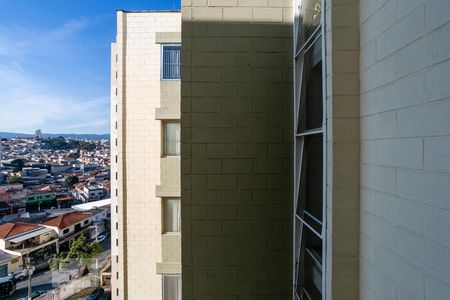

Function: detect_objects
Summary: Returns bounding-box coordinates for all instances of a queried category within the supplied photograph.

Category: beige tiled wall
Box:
[113,11,181,300]
[359,0,450,299]
[181,1,293,299]
[324,0,361,299]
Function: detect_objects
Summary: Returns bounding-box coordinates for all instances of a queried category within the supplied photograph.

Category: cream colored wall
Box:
[114,11,181,300]
[8,257,21,274]
[323,0,361,299]
[359,0,450,299]
[110,41,122,300]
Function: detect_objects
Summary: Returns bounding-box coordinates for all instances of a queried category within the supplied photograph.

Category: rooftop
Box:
[0,222,41,239]
[43,211,91,229]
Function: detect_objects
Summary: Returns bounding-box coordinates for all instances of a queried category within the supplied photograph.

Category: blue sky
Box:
[0,0,180,134]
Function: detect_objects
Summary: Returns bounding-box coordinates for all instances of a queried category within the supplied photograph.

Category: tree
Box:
[64,176,79,187]
[68,152,80,159]
[48,236,101,271]
[7,175,23,184]
[10,159,25,171]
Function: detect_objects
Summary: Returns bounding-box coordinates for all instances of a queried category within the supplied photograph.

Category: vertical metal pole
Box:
[25,255,32,300]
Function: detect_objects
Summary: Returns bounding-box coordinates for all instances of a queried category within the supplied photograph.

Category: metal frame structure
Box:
[293,0,327,299]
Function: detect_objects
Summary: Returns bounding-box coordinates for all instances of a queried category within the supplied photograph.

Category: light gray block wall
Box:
[359,0,450,299]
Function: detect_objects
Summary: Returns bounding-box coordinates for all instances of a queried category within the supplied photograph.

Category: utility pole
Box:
[24,255,33,300]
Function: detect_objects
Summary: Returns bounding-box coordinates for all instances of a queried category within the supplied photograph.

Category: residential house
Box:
[42,211,92,252]
[0,250,21,277]
[0,222,57,260]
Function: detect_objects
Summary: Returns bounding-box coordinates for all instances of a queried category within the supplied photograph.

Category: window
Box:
[163,122,181,156]
[163,275,181,300]
[294,0,325,299]
[63,228,70,235]
[163,198,181,233]
[161,44,181,80]
[83,220,89,225]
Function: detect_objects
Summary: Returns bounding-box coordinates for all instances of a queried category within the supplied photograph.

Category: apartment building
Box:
[112,0,450,299]
[111,11,182,300]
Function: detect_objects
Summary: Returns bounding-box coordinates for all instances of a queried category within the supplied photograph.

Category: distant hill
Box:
[0,132,110,140]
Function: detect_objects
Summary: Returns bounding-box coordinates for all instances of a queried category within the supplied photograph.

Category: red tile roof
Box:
[43,212,91,229]
[0,222,41,239]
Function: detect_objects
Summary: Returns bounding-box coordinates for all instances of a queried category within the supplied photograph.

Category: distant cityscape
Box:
[0,129,111,298]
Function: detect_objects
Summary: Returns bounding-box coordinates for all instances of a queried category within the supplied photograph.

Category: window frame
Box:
[293,0,327,299]
[161,44,181,81]
[162,121,181,157]
[162,274,182,300]
[162,197,181,234]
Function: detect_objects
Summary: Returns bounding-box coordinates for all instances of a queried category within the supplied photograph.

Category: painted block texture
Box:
[114,11,181,300]
[181,1,293,299]
[360,0,450,299]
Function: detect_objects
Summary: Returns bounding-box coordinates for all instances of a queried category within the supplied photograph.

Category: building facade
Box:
[112,0,450,299]
[111,11,182,300]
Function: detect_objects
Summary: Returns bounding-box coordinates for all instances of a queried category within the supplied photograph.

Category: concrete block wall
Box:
[114,11,181,300]
[181,0,293,298]
[324,0,361,299]
[359,0,450,299]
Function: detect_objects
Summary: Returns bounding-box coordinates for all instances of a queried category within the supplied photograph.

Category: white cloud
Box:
[0,17,110,134]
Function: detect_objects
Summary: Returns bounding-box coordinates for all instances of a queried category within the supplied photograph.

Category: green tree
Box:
[64,176,79,187]
[48,236,101,271]
[7,175,23,184]
[10,159,25,171]
[68,152,80,159]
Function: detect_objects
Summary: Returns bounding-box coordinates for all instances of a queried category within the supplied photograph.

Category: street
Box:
[4,237,111,300]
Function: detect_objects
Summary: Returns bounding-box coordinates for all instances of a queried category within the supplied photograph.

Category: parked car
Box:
[11,267,34,281]
[31,290,46,299]
[98,291,111,300]
[96,235,106,243]
[19,290,45,300]
[87,287,104,300]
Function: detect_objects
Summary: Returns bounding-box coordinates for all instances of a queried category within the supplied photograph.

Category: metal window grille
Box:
[162,45,181,80]
[163,275,181,300]
[294,0,326,299]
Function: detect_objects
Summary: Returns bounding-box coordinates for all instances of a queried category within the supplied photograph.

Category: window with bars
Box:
[294,0,325,299]
[163,275,181,300]
[161,44,181,80]
[163,122,181,156]
[163,198,181,233]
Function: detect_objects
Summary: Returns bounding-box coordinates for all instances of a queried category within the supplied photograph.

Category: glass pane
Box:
[164,122,181,156]
[164,198,181,233]
[296,225,322,300]
[297,37,323,134]
[162,45,181,80]
[297,0,322,50]
[164,275,181,300]
[296,134,323,231]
